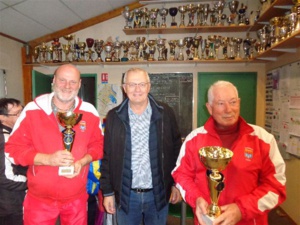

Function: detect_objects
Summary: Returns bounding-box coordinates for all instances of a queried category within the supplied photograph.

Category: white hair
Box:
[123,68,150,84]
[207,81,239,105]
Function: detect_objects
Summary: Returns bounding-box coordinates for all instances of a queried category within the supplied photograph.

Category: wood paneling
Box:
[22,47,33,104]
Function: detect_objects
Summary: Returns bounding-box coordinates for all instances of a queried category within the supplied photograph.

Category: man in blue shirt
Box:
[100,68,182,225]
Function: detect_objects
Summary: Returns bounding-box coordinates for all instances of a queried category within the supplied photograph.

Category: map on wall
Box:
[97,83,123,117]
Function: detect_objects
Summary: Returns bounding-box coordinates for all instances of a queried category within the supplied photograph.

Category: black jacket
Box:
[0,124,27,216]
[100,95,182,213]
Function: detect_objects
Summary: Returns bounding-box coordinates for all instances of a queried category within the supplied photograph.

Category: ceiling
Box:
[0,0,138,44]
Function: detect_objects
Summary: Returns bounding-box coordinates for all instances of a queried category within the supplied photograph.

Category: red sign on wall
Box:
[101,73,108,83]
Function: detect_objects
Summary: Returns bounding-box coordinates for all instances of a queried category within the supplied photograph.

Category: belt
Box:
[131,188,153,193]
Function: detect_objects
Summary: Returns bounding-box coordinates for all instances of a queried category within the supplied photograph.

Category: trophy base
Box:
[58,166,74,176]
[169,56,175,61]
[95,58,103,62]
[201,214,215,225]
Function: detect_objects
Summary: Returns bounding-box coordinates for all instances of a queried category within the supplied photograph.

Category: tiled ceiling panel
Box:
[109,0,136,9]
[0,7,51,42]
[1,0,24,6]
[13,0,82,31]
[0,2,8,10]
[61,0,113,20]
[0,0,136,43]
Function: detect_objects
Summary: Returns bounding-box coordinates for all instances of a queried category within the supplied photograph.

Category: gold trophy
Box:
[199,146,233,225]
[57,112,83,176]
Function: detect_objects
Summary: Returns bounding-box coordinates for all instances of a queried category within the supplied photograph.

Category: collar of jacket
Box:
[204,116,254,136]
[0,123,12,134]
[34,92,81,115]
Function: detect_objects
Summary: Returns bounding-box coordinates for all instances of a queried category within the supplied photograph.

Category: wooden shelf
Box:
[256,30,300,61]
[25,58,256,67]
[250,0,294,31]
[26,0,298,66]
[123,25,252,35]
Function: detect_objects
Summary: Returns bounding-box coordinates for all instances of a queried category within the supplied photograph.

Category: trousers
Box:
[116,190,168,225]
[23,193,87,225]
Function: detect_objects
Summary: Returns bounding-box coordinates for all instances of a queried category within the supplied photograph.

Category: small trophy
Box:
[199,146,233,225]
[57,112,83,176]
[169,7,178,27]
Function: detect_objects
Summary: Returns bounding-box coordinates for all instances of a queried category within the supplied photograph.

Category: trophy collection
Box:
[29,0,299,64]
[199,146,233,225]
[30,34,259,62]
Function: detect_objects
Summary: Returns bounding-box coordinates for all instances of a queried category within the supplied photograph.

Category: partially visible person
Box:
[172,80,286,225]
[0,98,27,225]
[86,159,102,225]
[5,64,104,225]
[100,67,182,225]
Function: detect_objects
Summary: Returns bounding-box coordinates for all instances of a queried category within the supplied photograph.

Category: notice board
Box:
[266,61,300,158]
[149,73,193,138]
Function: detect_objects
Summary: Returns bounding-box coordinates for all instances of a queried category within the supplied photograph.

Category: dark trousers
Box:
[0,214,23,225]
[88,194,98,225]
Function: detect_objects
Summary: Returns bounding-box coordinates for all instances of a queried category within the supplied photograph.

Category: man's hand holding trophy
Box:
[199,146,233,225]
[57,111,83,176]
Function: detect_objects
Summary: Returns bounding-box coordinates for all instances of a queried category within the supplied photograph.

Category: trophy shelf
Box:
[256,30,300,61]
[26,59,255,67]
[250,0,294,31]
[123,25,252,35]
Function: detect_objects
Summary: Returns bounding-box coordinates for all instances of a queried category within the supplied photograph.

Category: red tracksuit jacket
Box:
[172,116,286,225]
[5,93,104,204]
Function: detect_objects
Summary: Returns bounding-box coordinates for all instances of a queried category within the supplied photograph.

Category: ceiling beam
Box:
[28,2,143,47]
[0,32,27,45]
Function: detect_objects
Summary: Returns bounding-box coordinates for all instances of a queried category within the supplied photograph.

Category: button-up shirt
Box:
[129,101,153,189]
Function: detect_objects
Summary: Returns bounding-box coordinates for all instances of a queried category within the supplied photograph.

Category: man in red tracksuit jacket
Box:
[172,80,286,225]
[5,64,104,225]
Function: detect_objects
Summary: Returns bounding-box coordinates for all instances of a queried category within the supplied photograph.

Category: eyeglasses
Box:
[124,82,150,89]
[5,110,23,117]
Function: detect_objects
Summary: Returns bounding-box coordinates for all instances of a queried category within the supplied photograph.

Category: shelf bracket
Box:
[272,48,297,53]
